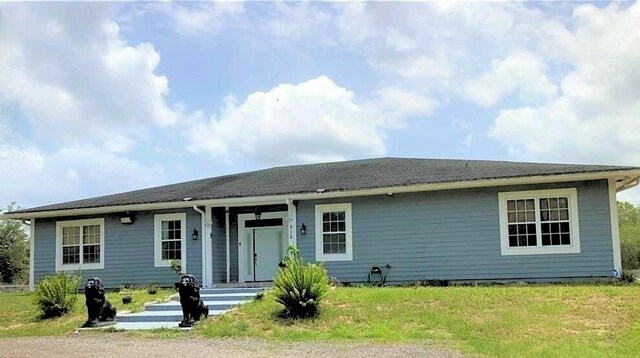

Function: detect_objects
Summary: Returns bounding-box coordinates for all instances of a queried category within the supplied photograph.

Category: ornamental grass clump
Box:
[33,272,81,318]
[273,247,329,318]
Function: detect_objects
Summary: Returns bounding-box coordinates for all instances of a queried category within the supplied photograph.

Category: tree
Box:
[618,201,640,270]
[0,203,29,284]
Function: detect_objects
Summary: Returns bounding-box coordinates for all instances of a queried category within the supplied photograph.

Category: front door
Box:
[253,227,284,281]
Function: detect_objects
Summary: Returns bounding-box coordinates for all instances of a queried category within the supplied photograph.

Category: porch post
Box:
[204,206,213,287]
[225,206,230,283]
[286,199,297,249]
[29,218,35,291]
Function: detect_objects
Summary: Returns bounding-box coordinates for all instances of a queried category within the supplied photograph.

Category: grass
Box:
[195,284,640,357]
[0,288,173,337]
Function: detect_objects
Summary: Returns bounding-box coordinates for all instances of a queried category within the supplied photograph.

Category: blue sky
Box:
[1,1,639,209]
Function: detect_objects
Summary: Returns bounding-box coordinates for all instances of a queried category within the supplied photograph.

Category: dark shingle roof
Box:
[10,157,639,214]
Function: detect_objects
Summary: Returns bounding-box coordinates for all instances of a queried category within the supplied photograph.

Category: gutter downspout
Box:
[225,207,230,283]
[29,218,35,291]
[192,205,206,285]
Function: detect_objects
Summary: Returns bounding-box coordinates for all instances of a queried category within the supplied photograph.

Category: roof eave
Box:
[3,169,640,220]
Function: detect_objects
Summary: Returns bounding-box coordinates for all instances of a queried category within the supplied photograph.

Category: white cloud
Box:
[260,2,331,42]
[0,142,165,208]
[372,87,438,120]
[187,76,388,165]
[489,3,640,165]
[0,3,181,149]
[146,1,244,38]
[466,51,558,107]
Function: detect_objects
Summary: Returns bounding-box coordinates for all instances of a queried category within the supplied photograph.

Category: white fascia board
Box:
[4,169,640,220]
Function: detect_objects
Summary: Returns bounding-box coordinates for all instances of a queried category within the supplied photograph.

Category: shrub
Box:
[620,270,637,283]
[33,272,81,318]
[273,247,329,318]
[147,282,158,295]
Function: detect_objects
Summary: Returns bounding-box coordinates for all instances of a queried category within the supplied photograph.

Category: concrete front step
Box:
[112,287,267,330]
[169,292,259,301]
[112,321,193,331]
[146,300,247,311]
[118,309,227,322]
[199,287,266,295]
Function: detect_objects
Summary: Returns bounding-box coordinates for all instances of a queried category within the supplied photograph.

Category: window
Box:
[154,213,186,268]
[315,203,353,261]
[498,188,580,255]
[56,219,105,270]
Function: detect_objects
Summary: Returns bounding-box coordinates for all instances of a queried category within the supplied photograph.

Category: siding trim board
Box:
[608,179,622,272]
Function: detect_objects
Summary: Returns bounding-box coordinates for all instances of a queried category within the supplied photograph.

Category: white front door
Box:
[253,227,284,281]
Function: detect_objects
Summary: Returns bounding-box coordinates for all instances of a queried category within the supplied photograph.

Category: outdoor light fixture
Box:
[120,212,135,225]
[300,223,307,235]
[254,207,262,221]
[192,228,199,241]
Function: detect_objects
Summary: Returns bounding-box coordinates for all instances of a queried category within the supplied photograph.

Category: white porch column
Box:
[225,206,230,283]
[204,206,213,287]
[286,199,297,250]
[609,179,622,272]
[29,218,35,291]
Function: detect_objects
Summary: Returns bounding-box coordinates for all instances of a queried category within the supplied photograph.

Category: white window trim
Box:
[498,188,581,256]
[55,218,105,271]
[154,213,187,268]
[315,203,353,262]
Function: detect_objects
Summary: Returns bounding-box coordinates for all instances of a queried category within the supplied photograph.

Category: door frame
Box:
[238,211,288,282]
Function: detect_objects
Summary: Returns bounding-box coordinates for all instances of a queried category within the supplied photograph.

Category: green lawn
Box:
[2,284,639,357]
[0,289,173,337]
[196,284,640,357]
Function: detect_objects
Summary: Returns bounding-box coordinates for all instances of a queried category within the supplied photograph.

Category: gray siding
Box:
[34,208,203,289]
[296,180,615,283]
[211,208,227,283]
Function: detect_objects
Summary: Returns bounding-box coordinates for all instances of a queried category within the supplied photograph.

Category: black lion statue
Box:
[178,274,209,327]
[82,277,117,327]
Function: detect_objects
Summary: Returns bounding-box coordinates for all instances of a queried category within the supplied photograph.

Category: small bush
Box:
[33,272,81,318]
[147,283,158,295]
[273,247,329,318]
[620,270,637,283]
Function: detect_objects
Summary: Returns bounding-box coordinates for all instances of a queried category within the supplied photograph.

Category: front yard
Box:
[196,284,640,357]
[1,284,639,357]
[0,289,173,337]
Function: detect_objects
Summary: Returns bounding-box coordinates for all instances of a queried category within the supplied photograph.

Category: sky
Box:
[1,1,640,209]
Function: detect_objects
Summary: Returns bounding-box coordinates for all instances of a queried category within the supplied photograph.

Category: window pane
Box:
[508,225,517,235]
[559,209,569,220]
[558,197,568,209]
[323,223,330,232]
[542,234,551,246]
[516,200,525,210]
[338,221,346,232]
[322,212,329,221]
[509,236,517,247]
[540,210,549,221]
[549,198,558,209]
[561,233,571,245]
[525,199,535,210]
[83,225,100,244]
[527,234,537,246]
[508,212,516,223]
[552,233,560,245]
[338,211,345,221]
[507,200,516,211]
[560,222,570,233]
[83,245,100,263]
[330,212,337,221]
[526,211,535,222]
[62,246,80,264]
[62,226,80,246]
[540,198,548,209]
[550,210,559,221]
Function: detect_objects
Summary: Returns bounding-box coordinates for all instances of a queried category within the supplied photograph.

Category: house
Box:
[3,157,640,289]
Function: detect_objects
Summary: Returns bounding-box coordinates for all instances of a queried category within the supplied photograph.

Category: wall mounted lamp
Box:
[300,223,307,235]
[120,211,135,224]
[254,207,262,221]
[192,228,199,240]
